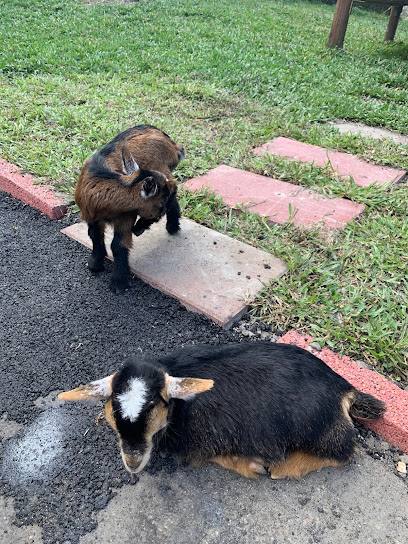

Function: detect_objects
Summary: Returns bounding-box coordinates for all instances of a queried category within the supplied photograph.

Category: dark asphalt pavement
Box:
[0,191,239,543]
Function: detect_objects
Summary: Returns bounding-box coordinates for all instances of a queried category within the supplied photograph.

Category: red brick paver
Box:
[0,157,67,219]
[185,165,365,230]
[278,331,408,454]
[62,219,287,329]
[254,137,406,188]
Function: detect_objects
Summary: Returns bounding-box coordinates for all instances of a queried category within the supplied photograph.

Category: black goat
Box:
[58,342,385,479]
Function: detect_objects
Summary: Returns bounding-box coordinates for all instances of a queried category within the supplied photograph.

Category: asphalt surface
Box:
[1,191,407,544]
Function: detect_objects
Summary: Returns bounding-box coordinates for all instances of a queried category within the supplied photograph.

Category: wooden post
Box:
[385,6,403,41]
[328,0,354,48]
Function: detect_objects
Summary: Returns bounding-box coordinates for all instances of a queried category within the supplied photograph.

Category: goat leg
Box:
[110,224,132,294]
[165,189,181,235]
[87,221,106,273]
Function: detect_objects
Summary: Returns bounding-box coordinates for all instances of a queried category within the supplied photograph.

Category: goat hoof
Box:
[132,226,145,237]
[88,257,105,273]
[249,461,268,475]
[109,278,129,294]
[166,223,180,236]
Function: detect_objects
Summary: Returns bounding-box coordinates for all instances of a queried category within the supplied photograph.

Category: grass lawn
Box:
[1,0,408,380]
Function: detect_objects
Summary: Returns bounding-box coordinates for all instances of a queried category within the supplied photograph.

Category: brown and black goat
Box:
[58,342,385,480]
[75,125,184,293]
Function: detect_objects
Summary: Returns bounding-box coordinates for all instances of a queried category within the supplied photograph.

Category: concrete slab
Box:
[279,331,408,454]
[61,219,287,329]
[0,157,67,220]
[329,120,408,146]
[0,496,43,544]
[185,165,365,230]
[253,137,406,187]
[80,454,408,544]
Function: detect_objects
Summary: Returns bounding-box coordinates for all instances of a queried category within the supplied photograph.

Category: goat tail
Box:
[349,390,386,420]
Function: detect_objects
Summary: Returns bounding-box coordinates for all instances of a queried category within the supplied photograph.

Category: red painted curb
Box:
[278,331,408,454]
[254,137,406,188]
[0,157,67,220]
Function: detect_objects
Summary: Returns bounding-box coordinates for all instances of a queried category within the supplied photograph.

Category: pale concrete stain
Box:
[2,409,65,485]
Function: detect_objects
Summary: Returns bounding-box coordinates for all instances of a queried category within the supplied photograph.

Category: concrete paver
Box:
[329,120,408,146]
[185,165,365,230]
[61,219,287,329]
[253,137,406,187]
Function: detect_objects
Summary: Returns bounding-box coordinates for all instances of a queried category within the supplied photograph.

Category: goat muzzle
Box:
[122,454,144,474]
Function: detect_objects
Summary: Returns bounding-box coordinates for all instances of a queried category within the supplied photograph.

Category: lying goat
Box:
[75,124,184,293]
[58,342,385,479]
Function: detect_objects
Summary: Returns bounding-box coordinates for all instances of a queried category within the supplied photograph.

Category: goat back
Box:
[151,342,383,465]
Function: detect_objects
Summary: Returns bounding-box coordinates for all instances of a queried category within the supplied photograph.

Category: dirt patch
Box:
[33,391,64,412]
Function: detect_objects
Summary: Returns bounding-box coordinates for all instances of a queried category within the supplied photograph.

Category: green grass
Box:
[1,0,408,379]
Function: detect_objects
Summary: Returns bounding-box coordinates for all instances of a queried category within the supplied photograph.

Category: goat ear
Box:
[164,374,214,400]
[58,374,115,401]
[122,147,139,175]
[141,177,158,199]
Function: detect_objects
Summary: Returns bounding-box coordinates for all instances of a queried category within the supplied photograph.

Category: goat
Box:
[75,125,185,293]
[58,341,385,479]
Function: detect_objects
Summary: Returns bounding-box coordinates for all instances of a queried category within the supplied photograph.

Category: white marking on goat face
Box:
[117,377,148,422]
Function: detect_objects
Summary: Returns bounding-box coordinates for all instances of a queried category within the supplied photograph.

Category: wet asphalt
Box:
[1,191,408,544]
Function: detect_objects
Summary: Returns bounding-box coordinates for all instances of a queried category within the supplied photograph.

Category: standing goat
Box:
[75,125,184,293]
[58,342,385,479]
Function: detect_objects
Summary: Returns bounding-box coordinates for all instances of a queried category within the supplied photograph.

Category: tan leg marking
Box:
[341,391,355,423]
[268,451,343,479]
[210,456,266,478]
